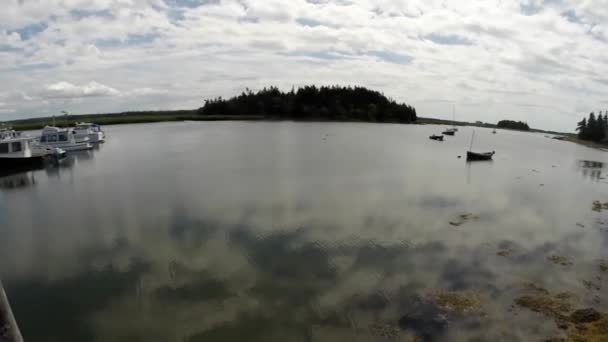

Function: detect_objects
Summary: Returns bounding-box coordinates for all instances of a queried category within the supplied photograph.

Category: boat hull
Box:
[429,135,444,141]
[39,142,93,151]
[0,156,45,176]
[466,151,495,161]
[442,131,455,136]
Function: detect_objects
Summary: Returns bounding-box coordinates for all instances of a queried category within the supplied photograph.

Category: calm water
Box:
[1,121,607,341]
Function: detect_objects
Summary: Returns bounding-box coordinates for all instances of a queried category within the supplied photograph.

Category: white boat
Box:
[73,122,105,143]
[0,134,65,174]
[0,128,22,140]
[39,126,93,151]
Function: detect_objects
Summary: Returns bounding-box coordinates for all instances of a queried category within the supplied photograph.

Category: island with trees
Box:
[576,111,607,143]
[198,85,418,123]
[496,120,530,131]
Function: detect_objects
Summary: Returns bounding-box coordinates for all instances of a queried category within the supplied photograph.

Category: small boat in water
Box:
[429,134,444,141]
[73,122,105,143]
[39,126,93,151]
[466,130,495,161]
[442,129,456,136]
[492,130,497,134]
[467,151,495,161]
[0,134,65,174]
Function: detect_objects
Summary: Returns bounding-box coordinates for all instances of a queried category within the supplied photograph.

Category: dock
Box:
[0,281,22,342]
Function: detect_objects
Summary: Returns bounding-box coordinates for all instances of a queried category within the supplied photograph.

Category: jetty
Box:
[0,281,22,342]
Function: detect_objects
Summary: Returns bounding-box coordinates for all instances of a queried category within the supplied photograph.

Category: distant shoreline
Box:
[5,111,605,150]
[3,110,568,134]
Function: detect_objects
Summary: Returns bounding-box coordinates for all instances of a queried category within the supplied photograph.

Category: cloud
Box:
[125,87,169,96]
[0,0,607,131]
[43,81,120,99]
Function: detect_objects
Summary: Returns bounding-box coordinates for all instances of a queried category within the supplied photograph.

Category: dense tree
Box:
[496,120,530,131]
[577,111,607,142]
[576,117,587,136]
[197,85,417,124]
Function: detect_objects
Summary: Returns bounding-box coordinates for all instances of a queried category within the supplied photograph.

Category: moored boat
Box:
[466,151,495,161]
[466,130,495,161]
[73,122,105,143]
[39,126,93,151]
[429,134,444,141]
[0,135,65,175]
[442,129,456,136]
[0,128,21,140]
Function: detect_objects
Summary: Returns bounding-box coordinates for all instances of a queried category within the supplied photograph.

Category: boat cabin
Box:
[40,126,73,144]
[0,129,22,140]
[0,138,35,158]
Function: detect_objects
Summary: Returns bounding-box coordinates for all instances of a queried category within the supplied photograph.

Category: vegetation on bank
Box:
[198,86,418,123]
[2,111,262,131]
[497,120,530,131]
[576,111,608,143]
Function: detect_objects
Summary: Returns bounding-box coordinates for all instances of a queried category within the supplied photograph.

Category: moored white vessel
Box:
[73,122,105,143]
[39,126,93,151]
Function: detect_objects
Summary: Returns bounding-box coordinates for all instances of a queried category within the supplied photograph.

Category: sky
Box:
[1,0,607,132]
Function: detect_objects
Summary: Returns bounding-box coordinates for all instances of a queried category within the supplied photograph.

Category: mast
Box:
[469,130,475,151]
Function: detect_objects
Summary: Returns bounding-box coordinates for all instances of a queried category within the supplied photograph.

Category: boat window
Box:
[40,136,47,142]
[11,142,22,152]
[0,143,8,153]
[49,134,58,142]
[58,133,68,142]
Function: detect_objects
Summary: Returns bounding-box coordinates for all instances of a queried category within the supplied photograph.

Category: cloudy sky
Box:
[1,0,607,131]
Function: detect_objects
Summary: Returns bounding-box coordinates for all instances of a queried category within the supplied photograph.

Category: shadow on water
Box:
[5,254,149,342]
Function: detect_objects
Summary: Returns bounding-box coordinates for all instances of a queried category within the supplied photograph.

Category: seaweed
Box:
[449,213,479,227]
[592,201,608,212]
[547,255,573,267]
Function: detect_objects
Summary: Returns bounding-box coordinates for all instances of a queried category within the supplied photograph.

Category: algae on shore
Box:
[515,293,573,319]
[592,201,608,212]
[449,213,479,227]
[497,248,513,257]
[430,290,482,313]
[547,255,573,267]
[515,286,608,341]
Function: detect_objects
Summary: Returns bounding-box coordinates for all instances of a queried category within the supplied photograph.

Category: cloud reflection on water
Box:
[0,122,607,341]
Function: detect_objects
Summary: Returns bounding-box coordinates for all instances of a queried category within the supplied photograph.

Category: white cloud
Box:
[43,81,120,98]
[125,87,169,96]
[0,0,607,130]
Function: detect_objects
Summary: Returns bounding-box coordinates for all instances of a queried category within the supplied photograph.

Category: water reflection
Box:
[577,160,606,182]
[71,149,96,163]
[0,122,607,342]
[0,172,36,190]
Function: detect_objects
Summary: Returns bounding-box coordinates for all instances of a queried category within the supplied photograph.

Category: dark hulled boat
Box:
[466,151,495,161]
[442,128,456,136]
[429,135,444,141]
[0,134,65,176]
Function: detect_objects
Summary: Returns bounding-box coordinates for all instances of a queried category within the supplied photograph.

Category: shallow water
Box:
[0,121,607,341]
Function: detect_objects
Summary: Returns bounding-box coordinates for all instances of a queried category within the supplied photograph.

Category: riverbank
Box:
[2,111,265,131]
[561,135,608,151]
[3,111,567,135]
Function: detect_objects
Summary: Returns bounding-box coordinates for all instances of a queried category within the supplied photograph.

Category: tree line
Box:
[497,120,530,131]
[198,85,417,123]
[576,111,608,142]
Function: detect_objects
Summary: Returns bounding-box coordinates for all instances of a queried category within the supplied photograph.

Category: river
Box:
[0,121,607,341]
